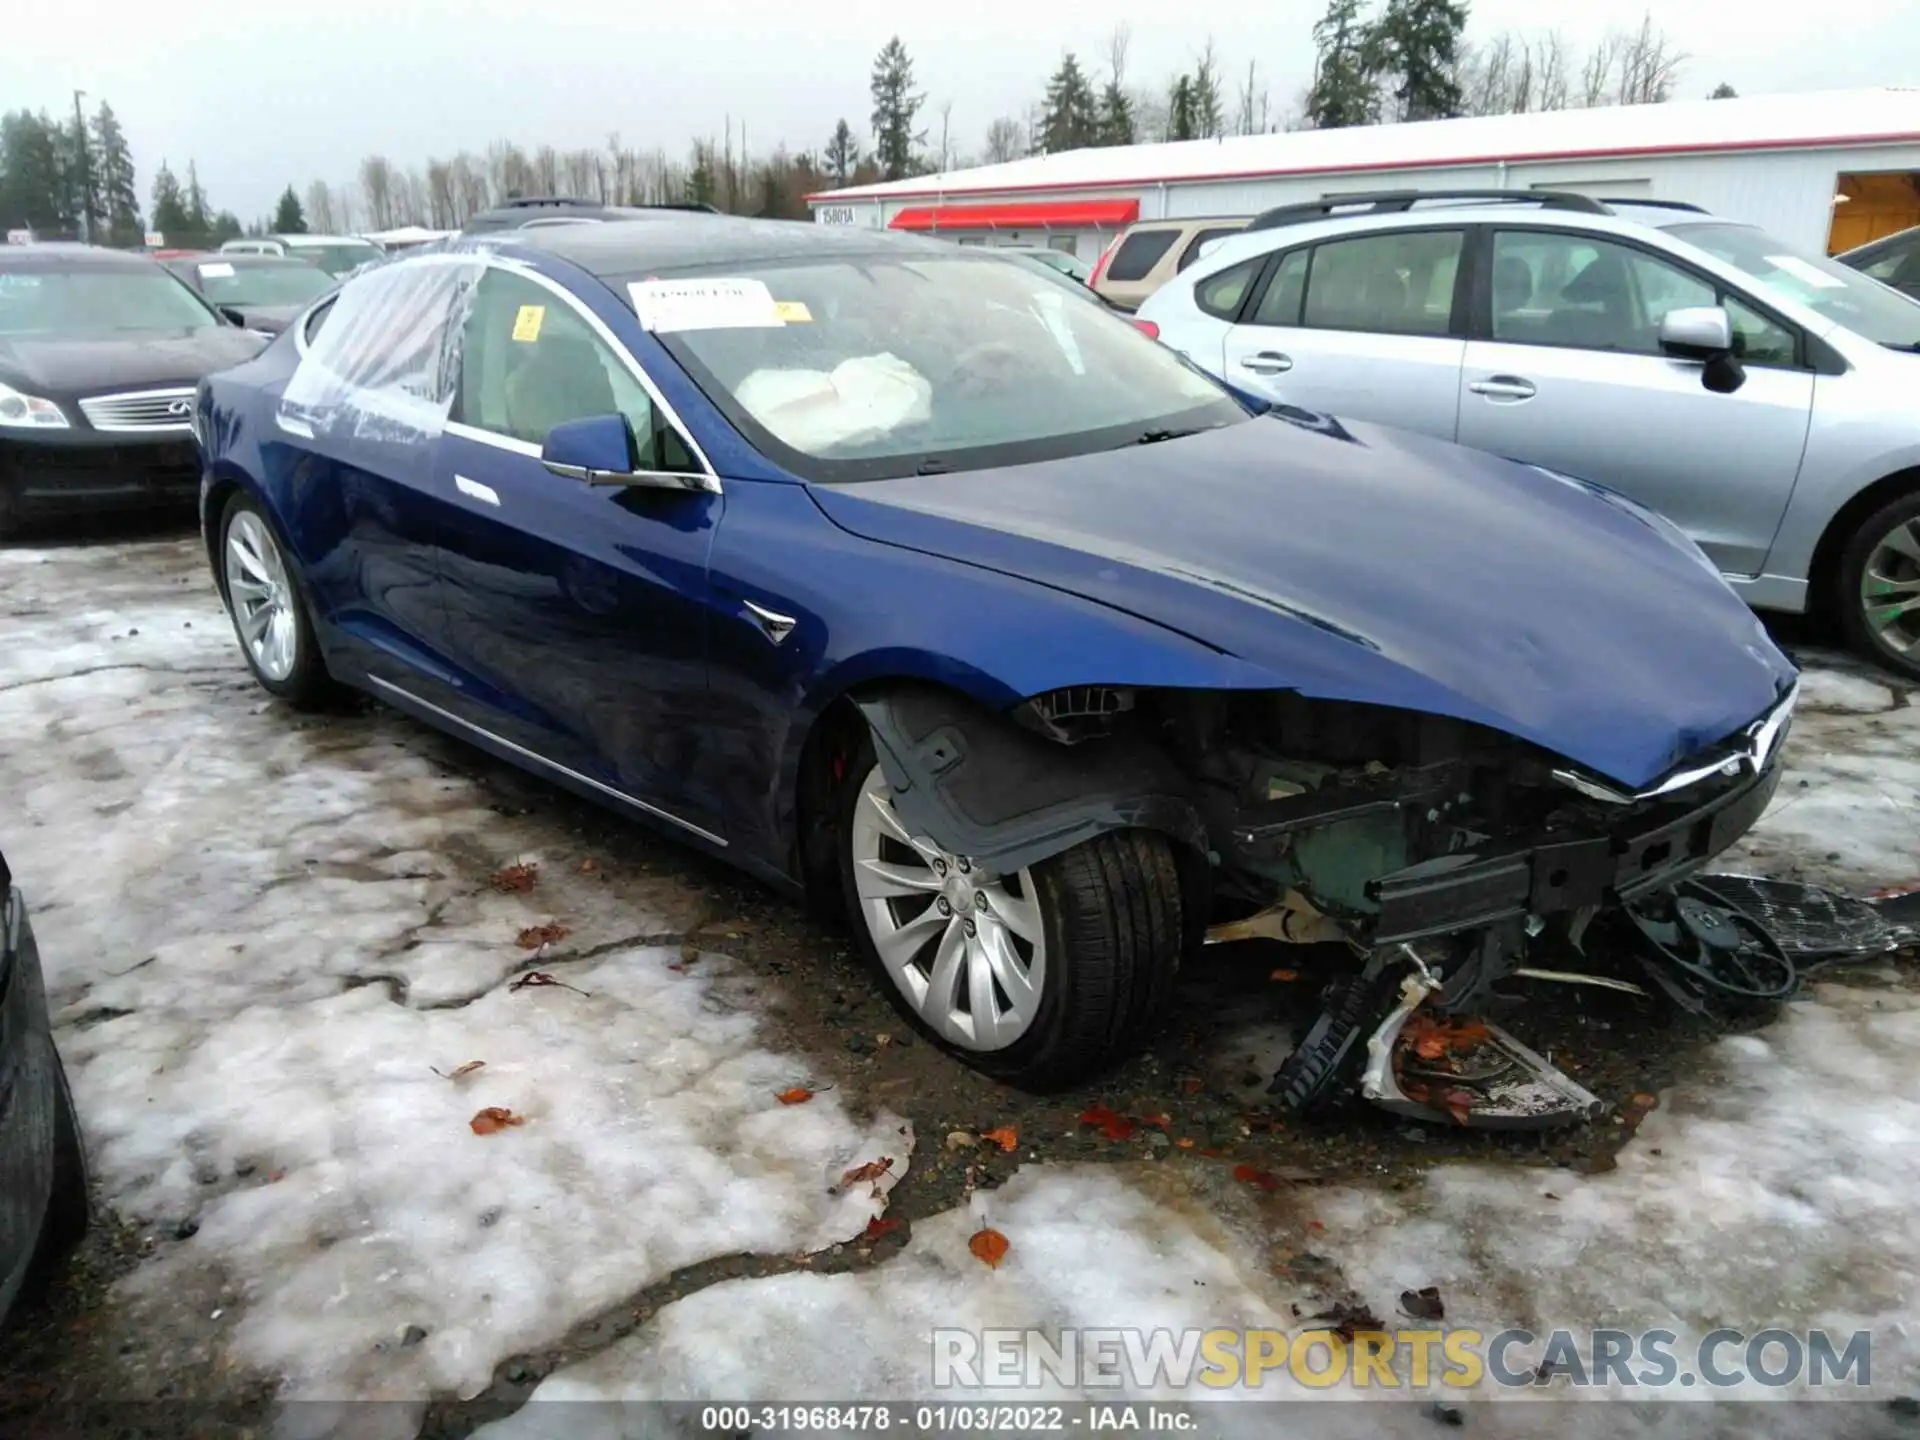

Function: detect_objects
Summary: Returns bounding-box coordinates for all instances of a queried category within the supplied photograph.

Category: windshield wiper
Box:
[1880,341,1920,354]
[913,457,958,475]
[1132,427,1202,446]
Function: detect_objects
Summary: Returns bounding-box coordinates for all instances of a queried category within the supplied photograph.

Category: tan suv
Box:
[1090,216,1250,311]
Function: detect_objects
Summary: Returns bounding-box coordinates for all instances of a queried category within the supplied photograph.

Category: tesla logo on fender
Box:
[167,399,193,417]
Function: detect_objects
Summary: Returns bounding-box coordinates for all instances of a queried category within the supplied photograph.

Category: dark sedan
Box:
[163,254,336,336]
[0,845,88,1324]
[0,245,265,536]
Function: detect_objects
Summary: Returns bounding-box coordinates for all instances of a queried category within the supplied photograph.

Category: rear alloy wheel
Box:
[1838,490,1920,681]
[218,493,337,708]
[838,757,1184,1090]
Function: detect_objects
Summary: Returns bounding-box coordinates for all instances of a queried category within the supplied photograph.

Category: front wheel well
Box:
[790,682,1212,944]
[1808,466,1920,618]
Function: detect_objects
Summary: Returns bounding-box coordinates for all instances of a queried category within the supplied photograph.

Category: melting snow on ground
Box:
[0,542,911,1418]
[6,537,1919,1436]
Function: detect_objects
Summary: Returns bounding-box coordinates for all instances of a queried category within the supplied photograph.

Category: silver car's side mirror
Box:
[1658,306,1734,359]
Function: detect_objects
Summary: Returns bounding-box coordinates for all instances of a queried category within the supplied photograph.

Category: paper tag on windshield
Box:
[628,277,784,332]
[1766,254,1846,290]
[198,262,236,279]
[511,304,545,342]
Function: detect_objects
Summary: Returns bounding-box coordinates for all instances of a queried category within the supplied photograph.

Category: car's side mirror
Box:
[218,305,247,327]
[539,413,712,492]
[1658,306,1746,394]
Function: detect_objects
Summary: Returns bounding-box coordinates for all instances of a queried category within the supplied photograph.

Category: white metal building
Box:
[807,88,1920,261]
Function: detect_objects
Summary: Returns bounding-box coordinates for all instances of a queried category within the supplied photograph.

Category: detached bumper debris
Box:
[1271,874,1918,1129]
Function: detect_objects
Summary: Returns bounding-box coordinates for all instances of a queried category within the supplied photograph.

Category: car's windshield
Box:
[0,267,221,337]
[640,251,1245,481]
[195,261,333,307]
[291,242,384,277]
[1670,222,1920,349]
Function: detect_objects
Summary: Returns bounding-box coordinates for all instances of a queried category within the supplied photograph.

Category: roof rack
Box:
[1247,189,1614,231]
[493,195,721,216]
[1591,197,1709,213]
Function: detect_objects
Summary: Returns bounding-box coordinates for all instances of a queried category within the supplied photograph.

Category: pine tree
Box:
[1371,0,1468,121]
[687,157,715,208]
[1038,53,1100,154]
[183,159,210,235]
[209,209,243,242]
[825,119,858,186]
[149,160,190,239]
[869,36,925,181]
[1097,80,1135,147]
[1307,0,1382,129]
[91,102,141,245]
[1166,76,1199,141]
[0,111,66,233]
[1190,42,1226,138]
[271,185,307,233]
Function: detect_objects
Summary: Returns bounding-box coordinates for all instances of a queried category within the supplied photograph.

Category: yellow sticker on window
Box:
[773,300,813,323]
[511,304,545,342]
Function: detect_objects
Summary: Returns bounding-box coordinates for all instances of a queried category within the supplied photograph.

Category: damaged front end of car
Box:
[857,676,1797,1129]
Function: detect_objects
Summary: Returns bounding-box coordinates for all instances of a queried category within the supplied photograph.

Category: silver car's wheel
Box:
[1860,513,1920,661]
[224,509,299,682]
[848,764,1048,1052]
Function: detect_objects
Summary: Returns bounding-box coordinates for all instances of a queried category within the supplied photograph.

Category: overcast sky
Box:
[5,0,1917,223]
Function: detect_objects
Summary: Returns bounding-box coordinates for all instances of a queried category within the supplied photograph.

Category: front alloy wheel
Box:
[837,754,1186,1090]
[849,764,1048,1051]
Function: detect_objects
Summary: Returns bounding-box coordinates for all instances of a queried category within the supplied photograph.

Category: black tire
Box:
[0,482,20,542]
[1835,487,1920,682]
[216,490,340,709]
[22,1051,89,1299]
[835,745,1185,1091]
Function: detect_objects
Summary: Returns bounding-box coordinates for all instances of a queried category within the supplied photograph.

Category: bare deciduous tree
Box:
[983,116,1023,164]
[358,154,394,229]
[303,180,335,233]
[1614,12,1686,105]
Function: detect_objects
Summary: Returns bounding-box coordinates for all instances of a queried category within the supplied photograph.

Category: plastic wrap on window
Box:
[280,256,484,443]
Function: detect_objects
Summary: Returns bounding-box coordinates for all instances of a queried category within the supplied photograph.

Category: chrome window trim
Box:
[467,255,719,492]
[1551,680,1798,805]
[365,674,727,847]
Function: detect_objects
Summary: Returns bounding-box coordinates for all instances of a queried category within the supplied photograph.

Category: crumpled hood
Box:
[0,328,265,400]
[808,410,1796,790]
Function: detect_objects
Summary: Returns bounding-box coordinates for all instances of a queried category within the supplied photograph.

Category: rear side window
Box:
[1177,226,1245,273]
[1302,230,1463,337]
[1105,229,1180,283]
[1251,249,1311,326]
[1196,259,1262,320]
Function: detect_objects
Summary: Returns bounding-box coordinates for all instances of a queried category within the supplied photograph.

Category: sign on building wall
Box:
[814,205,863,226]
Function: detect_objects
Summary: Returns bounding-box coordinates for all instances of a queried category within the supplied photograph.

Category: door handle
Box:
[1468,375,1536,401]
[1239,351,1293,376]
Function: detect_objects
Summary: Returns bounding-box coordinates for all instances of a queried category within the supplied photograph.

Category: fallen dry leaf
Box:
[431,1060,486,1081]
[1269,968,1300,982]
[516,921,573,950]
[1439,1089,1477,1126]
[1400,1285,1446,1321]
[837,1157,895,1195]
[1629,1092,1660,1111]
[1175,1137,1196,1149]
[980,1126,1018,1152]
[1178,1077,1203,1093]
[509,970,590,996]
[489,862,539,893]
[1077,1105,1136,1141]
[776,1087,814,1105]
[577,858,598,874]
[1234,1163,1280,1192]
[862,1215,902,1242]
[968,1226,1010,1269]
[1403,1014,1493,1063]
[1311,1300,1385,1344]
[469,1107,525,1135]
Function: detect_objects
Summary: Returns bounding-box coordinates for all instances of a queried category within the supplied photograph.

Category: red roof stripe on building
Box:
[886,199,1141,231]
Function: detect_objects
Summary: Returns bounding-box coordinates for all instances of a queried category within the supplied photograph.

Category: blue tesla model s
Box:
[192,217,1797,1105]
